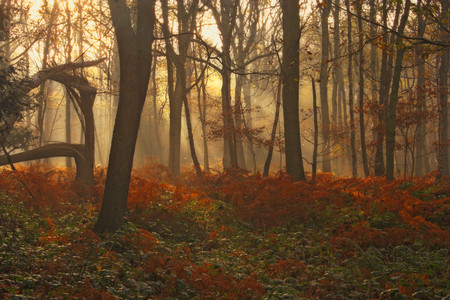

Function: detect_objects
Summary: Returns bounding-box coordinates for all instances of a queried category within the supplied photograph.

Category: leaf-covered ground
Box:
[0,164,448,299]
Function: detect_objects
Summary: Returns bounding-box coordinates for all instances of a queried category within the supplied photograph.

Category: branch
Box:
[330,0,449,48]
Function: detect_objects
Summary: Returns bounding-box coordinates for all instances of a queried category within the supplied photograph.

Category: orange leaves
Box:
[0,165,75,211]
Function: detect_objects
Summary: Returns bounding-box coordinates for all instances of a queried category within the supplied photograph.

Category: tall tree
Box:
[320,0,331,172]
[204,0,239,169]
[94,0,156,233]
[414,0,430,177]
[346,0,357,177]
[232,0,259,170]
[331,0,344,174]
[357,0,369,177]
[437,0,449,178]
[65,0,73,168]
[162,0,199,176]
[385,0,411,180]
[281,0,305,181]
[374,0,394,176]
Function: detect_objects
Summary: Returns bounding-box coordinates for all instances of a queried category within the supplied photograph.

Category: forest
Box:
[0,0,448,298]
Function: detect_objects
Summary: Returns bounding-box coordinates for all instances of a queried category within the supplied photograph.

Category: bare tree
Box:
[162,0,199,176]
[94,0,156,233]
[385,0,411,180]
[203,0,239,169]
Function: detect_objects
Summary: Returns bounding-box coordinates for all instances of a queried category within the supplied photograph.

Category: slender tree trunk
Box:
[183,95,202,176]
[205,1,239,169]
[331,0,340,123]
[168,66,184,176]
[197,76,209,172]
[281,0,306,181]
[234,74,247,169]
[346,0,357,177]
[312,77,319,182]
[151,57,162,162]
[65,0,72,168]
[243,78,257,171]
[320,0,331,172]
[331,0,341,174]
[385,0,411,180]
[357,1,369,177]
[263,79,282,177]
[374,0,397,176]
[415,0,429,177]
[437,0,449,179]
[77,0,84,144]
[369,0,379,95]
[163,0,199,175]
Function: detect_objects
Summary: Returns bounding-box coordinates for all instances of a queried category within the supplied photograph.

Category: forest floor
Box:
[0,164,448,299]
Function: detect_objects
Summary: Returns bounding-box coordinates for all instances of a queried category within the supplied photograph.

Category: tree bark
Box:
[357,0,369,177]
[320,0,331,173]
[346,0,357,178]
[331,0,341,174]
[311,77,319,182]
[437,0,449,179]
[234,75,247,169]
[263,79,281,177]
[94,0,155,233]
[281,0,306,181]
[65,0,73,168]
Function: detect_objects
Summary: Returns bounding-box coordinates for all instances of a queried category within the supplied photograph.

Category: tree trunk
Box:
[234,74,247,169]
[94,0,155,233]
[65,0,72,168]
[320,0,331,173]
[357,1,369,177]
[346,0,357,178]
[415,0,429,177]
[197,75,209,172]
[151,57,163,162]
[221,52,238,169]
[163,0,199,176]
[205,0,239,169]
[311,77,319,182]
[374,0,401,176]
[281,0,306,181]
[331,0,341,174]
[437,0,449,179]
[243,78,257,172]
[263,79,282,177]
[385,0,411,180]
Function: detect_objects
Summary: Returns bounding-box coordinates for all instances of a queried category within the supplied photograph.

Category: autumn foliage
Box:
[0,163,448,298]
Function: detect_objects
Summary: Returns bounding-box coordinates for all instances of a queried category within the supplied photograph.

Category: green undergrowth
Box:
[0,167,448,299]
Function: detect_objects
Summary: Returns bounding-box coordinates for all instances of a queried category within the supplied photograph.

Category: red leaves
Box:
[0,165,75,211]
